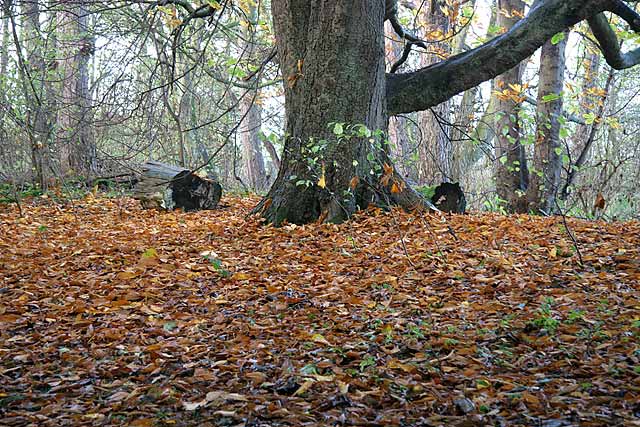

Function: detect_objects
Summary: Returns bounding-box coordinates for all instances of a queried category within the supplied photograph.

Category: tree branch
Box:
[610,0,640,31]
[387,0,613,115]
[588,13,640,69]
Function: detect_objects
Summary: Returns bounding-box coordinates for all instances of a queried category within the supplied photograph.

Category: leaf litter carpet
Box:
[1,196,639,426]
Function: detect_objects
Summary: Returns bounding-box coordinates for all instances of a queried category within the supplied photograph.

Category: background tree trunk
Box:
[527,31,568,214]
[21,0,53,189]
[58,0,95,179]
[417,1,452,184]
[493,0,527,212]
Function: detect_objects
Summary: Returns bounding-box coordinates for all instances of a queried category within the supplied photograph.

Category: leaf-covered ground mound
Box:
[1,196,639,427]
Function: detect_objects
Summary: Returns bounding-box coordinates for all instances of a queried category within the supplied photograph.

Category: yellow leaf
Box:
[391,181,401,193]
[476,379,491,389]
[233,272,251,280]
[293,380,314,396]
[317,164,326,188]
[117,271,139,280]
[311,333,331,346]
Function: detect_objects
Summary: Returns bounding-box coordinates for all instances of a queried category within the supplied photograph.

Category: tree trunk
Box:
[494,0,527,213]
[260,1,391,224]
[21,0,52,189]
[238,92,267,192]
[417,2,452,184]
[560,68,615,200]
[255,0,619,225]
[238,4,267,193]
[57,0,95,179]
[526,31,568,214]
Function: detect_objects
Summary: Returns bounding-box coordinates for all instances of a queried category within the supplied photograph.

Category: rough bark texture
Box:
[526,32,568,214]
[255,0,631,225]
[133,161,222,211]
[261,0,389,225]
[494,0,528,213]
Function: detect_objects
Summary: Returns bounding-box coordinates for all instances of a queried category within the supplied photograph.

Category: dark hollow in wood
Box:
[133,161,222,211]
[431,182,466,214]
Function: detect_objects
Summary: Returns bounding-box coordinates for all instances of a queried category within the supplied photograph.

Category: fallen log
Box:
[133,161,222,211]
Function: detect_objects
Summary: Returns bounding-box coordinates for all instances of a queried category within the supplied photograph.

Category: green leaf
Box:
[550,32,566,45]
[541,93,561,103]
[142,248,158,259]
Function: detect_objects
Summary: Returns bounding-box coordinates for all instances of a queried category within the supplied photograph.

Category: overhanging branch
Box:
[588,11,640,69]
[386,0,617,115]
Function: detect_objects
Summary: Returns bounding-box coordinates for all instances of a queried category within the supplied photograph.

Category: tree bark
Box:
[133,161,221,211]
[386,0,613,115]
[526,31,568,214]
[57,0,96,179]
[493,0,528,213]
[260,0,390,224]
[417,1,452,184]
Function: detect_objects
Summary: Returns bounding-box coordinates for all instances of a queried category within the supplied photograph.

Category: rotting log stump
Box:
[431,182,466,214]
[133,161,222,211]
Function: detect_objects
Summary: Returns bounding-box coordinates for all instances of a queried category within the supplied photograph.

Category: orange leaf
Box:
[349,176,360,190]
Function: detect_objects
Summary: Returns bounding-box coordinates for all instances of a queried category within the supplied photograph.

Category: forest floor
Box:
[1,195,639,427]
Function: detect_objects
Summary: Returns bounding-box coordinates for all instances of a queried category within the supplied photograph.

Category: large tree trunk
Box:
[494,0,528,213]
[260,1,389,225]
[526,31,568,214]
[251,0,623,225]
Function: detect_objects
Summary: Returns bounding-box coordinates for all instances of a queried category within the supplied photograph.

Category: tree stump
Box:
[431,182,466,214]
[133,161,222,211]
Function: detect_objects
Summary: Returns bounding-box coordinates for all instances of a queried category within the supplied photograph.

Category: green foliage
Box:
[415,185,436,200]
[483,195,508,215]
[550,32,566,45]
[0,183,43,203]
